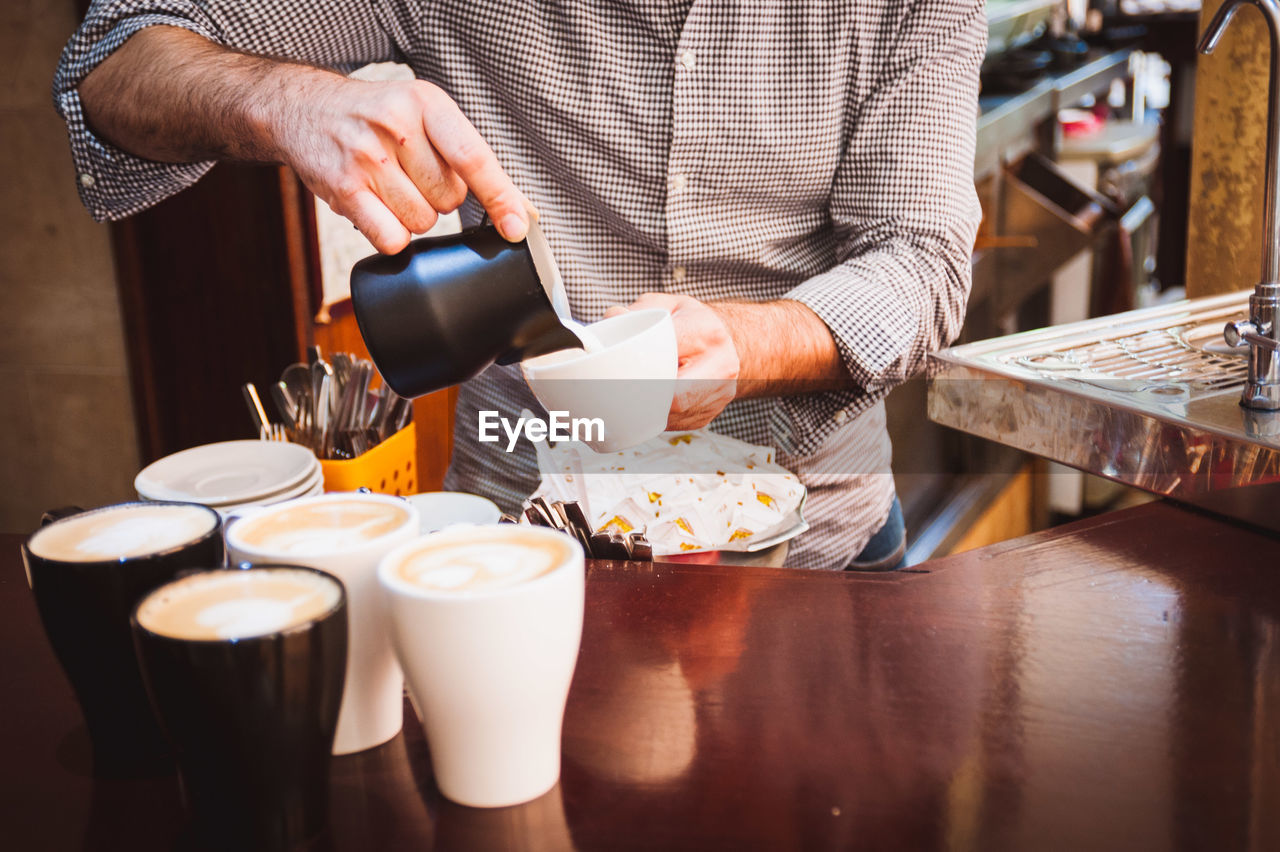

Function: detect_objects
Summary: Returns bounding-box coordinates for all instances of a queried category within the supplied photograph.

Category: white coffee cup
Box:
[378,525,585,808]
[225,492,418,754]
[405,492,502,534]
[521,309,677,453]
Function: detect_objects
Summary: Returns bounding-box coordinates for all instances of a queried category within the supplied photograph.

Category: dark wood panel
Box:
[110,164,305,462]
[108,155,457,481]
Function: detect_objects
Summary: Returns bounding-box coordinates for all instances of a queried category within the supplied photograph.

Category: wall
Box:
[0,0,139,532]
[1187,0,1269,296]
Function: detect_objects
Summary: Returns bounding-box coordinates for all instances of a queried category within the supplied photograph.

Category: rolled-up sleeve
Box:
[777,0,984,453]
[53,0,397,221]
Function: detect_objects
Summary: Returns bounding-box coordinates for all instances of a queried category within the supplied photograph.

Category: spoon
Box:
[280,363,312,418]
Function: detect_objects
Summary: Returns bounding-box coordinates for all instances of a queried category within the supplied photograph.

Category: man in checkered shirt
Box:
[55,1,984,571]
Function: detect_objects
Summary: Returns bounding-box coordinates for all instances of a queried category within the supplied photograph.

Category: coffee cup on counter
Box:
[21,501,224,776]
[132,565,347,851]
[378,524,585,808]
[224,492,418,754]
[405,491,502,534]
[521,308,678,453]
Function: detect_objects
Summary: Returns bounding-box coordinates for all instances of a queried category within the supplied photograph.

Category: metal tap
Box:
[1201,0,1280,410]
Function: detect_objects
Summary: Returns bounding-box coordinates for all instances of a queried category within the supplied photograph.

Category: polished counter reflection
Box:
[557,508,1280,850]
[3,502,1279,850]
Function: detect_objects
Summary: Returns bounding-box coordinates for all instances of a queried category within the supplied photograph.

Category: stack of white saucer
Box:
[135,441,323,515]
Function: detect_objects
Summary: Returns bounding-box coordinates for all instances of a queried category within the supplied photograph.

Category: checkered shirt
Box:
[55,0,985,569]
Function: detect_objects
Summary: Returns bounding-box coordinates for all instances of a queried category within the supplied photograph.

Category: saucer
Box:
[136,441,318,506]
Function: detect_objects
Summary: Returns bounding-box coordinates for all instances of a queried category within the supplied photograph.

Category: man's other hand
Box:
[605,293,740,430]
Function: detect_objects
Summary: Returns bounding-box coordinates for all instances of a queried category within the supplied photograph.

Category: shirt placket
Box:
[665,5,707,295]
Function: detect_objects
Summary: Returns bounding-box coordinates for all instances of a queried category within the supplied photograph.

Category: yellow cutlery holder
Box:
[319,422,417,496]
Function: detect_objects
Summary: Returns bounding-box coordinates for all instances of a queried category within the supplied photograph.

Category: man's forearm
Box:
[76,25,533,252]
[711,300,852,398]
[78,25,332,165]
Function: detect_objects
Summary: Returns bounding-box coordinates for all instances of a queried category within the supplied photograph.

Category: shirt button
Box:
[78,173,96,188]
[677,49,696,70]
[672,266,687,283]
[670,173,688,192]
[833,410,849,425]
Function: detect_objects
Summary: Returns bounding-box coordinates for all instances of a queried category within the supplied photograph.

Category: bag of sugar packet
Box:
[531,429,805,555]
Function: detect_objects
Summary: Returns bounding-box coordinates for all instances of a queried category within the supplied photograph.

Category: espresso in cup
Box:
[393,535,564,593]
[133,566,347,851]
[225,492,419,754]
[379,525,585,808]
[136,566,343,641]
[27,502,217,562]
[22,501,224,776]
[233,499,413,556]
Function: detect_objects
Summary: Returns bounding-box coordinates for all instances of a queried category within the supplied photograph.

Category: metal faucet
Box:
[1201,0,1280,410]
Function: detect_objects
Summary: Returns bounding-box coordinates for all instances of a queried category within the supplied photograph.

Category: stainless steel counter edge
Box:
[927,291,1280,500]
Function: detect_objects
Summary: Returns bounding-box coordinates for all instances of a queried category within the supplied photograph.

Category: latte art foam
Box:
[234,499,411,555]
[28,503,216,562]
[396,537,566,594]
[137,568,342,641]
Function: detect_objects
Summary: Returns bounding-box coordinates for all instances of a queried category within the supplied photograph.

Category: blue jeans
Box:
[846,496,905,572]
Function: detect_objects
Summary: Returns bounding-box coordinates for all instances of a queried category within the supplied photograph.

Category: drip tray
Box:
[928,291,1280,518]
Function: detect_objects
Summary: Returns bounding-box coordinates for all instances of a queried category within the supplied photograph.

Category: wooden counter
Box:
[2,500,1278,850]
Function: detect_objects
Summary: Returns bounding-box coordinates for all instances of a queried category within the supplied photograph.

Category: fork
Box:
[259,423,290,442]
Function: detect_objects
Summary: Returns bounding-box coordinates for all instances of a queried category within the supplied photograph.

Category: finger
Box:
[338,189,412,255]
[370,164,440,235]
[602,305,630,318]
[628,292,680,312]
[668,381,734,430]
[423,100,529,241]
[670,375,736,422]
[396,140,468,214]
[670,315,738,373]
[676,350,740,384]
[669,347,738,427]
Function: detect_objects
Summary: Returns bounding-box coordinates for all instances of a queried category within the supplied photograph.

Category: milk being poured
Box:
[562,318,606,355]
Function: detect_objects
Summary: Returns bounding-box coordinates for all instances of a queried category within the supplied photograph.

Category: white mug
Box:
[225,492,419,754]
[378,524,585,807]
[405,491,502,534]
[521,308,677,453]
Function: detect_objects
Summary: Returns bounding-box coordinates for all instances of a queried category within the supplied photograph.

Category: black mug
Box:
[350,220,583,398]
[131,564,348,851]
[21,500,224,776]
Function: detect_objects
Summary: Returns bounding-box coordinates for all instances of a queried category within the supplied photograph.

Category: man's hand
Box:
[606,293,853,430]
[606,293,740,430]
[78,26,534,254]
[271,75,536,253]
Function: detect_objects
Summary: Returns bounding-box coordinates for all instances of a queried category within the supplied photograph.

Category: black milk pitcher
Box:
[350,220,585,398]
